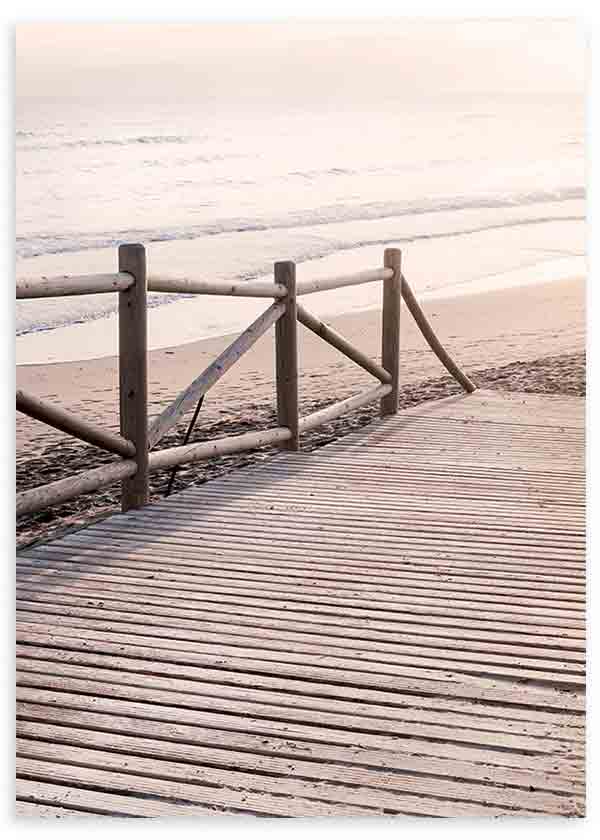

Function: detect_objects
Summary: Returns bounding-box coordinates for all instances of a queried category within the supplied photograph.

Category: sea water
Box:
[16,94,585,363]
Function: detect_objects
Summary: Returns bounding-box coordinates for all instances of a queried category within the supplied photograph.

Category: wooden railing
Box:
[16,245,475,518]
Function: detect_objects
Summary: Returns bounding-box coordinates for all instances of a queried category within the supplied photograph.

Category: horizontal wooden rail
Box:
[16,273,133,299]
[16,390,135,458]
[148,275,287,298]
[299,384,392,433]
[297,303,391,384]
[296,268,393,296]
[148,427,292,472]
[16,460,137,518]
[148,301,286,449]
[16,244,478,520]
[401,275,476,393]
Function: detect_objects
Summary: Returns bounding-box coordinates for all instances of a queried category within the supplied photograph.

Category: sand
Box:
[16,275,585,545]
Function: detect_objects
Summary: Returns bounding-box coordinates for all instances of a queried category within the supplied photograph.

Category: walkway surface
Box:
[16,389,586,818]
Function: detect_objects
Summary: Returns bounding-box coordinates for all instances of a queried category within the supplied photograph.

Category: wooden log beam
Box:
[274,262,299,451]
[296,303,392,385]
[118,244,149,512]
[16,273,133,299]
[16,460,137,519]
[296,268,392,297]
[147,276,287,298]
[148,427,292,472]
[299,384,392,433]
[148,301,286,449]
[381,248,402,417]
[16,390,135,458]
[401,275,477,394]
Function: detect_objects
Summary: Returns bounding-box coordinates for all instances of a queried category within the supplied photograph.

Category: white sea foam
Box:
[16,95,585,360]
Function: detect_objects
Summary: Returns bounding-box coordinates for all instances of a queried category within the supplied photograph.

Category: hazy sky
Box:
[16,20,584,106]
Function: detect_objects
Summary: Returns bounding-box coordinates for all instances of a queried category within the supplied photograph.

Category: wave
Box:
[17,134,192,152]
[16,210,585,338]
[17,186,585,259]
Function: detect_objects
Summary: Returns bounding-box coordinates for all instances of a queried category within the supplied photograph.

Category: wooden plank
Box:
[15,658,584,742]
[17,563,586,644]
[16,460,137,519]
[23,532,586,583]
[401,274,476,392]
[147,301,285,448]
[148,426,292,472]
[16,778,223,818]
[15,612,584,685]
[16,272,132,299]
[19,545,586,601]
[274,261,299,450]
[118,243,148,511]
[16,601,585,675]
[17,702,584,795]
[15,801,95,817]
[296,303,392,383]
[15,733,572,816]
[380,247,401,415]
[15,628,585,711]
[15,687,583,770]
[86,504,586,551]
[16,562,585,630]
[300,384,391,432]
[16,754,378,817]
[19,548,586,612]
[16,587,586,665]
[147,274,287,297]
[296,266,392,296]
[16,646,584,730]
[16,389,136,458]
[14,389,586,817]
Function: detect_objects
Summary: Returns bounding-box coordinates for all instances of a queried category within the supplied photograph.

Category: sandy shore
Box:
[16,275,585,545]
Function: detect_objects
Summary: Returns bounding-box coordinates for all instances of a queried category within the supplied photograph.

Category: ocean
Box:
[16,94,585,364]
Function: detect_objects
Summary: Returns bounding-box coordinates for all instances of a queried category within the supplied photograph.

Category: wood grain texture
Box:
[147,274,287,297]
[274,261,299,450]
[15,390,585,818]
[297,303,392,383]
[381,248,402,416]
[118,244,149,511]
[148,301,285,449]
[401,273,476,392]
[16,389,135,458]
[16,273,132,299]
[16,460,137,518]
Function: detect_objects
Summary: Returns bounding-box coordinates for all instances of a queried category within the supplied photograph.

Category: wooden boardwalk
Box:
[16,389,585,818]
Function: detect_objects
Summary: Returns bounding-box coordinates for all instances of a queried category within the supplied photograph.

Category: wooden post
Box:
[118,243,149,511]
[274,261,299,450]
[381,248,401,417]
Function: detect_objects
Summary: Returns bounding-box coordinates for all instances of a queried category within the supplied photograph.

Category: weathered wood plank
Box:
[147,301,285,448]
[17,702,584,794]
[16,389,135,458]
[296,303,392,383]
[381,247,402,415]
[147,274,287,297]
[16,273,132,299]
[16,460,137,519]
[15,390,586,817]
[274,261,299,450]
[118,243,148,511]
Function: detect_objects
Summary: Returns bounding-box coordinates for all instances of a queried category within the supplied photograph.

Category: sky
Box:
[16,20,585,106]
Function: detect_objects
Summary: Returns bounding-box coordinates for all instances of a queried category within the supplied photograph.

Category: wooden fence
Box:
[16,245,475,518]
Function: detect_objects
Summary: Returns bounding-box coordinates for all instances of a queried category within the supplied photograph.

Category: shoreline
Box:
[16,209,584,365]
[16,274,585,547]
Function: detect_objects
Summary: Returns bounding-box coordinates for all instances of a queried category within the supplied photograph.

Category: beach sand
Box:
[16,275,585,545]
